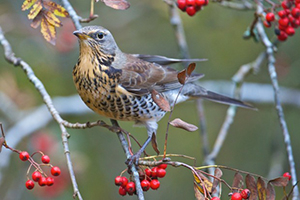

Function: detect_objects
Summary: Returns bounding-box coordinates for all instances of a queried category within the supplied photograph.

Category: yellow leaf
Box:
[44,11,62,27]
[193,172,213,193]
[41,18,56,45]
[21,0,37,11]
[28,2,42,20]
[43,1,69,17]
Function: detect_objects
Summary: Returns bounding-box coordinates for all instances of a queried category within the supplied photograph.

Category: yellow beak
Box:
[73,30,90,40]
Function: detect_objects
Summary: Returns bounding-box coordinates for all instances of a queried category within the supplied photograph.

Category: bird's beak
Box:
[73,30,89,40]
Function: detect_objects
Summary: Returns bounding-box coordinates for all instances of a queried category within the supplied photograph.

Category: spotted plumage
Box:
[73,26,253,165]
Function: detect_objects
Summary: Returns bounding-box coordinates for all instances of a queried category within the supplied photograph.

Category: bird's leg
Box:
[125,135,152,167]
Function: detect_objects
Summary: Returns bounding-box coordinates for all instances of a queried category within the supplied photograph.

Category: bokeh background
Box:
[0,0,299,199]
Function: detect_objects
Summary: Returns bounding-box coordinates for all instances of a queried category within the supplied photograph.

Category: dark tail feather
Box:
[192,90,256,110]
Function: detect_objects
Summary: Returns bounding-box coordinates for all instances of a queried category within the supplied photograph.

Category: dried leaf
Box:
[151,90,171,112]
[43,1,69,17]
[211,168,223,194]
[266,182,275,200]
[101,0,130,10]
[257,177,267,200]
[21,0,37,11]
[187,63,196,76]
[193,170,213,194]
[30,12,42,28]
[169,118,198,132]
[0,137,5,152]
[232,172,244,192]
[41,18,56,45]
[28,1,42,20]
[194,182,205,200]
[245,174,258,200]
[177,69,187,85]
[269,176,289,187]
[151,132,160,155]
[44,10,62,27]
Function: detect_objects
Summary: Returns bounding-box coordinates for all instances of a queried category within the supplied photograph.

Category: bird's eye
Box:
[97,32,104,40]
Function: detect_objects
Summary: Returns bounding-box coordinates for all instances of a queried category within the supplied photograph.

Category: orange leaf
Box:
[177,69,187,85]
[43,1,69,17]
[151,90,171,112]
[187,63,196,76]
[28,1,42,20]
[169,118,198,132]
[21,0,37,11]
[41,18,56,45]
[44,10,62,27]
[101,0,130,10]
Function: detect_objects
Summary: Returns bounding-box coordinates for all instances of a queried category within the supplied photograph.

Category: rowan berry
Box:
[19,151,30,161]
[279,18,289,27]
[177,0,187,11]
[51,166,61,176]
[38,176,47,186]
[141,179,150,191]
[196,0,206,6]
[25,180,35,190]
[151,167,158,178]
[277,31,288,41]
[186,0,196,6]
[119,186,127,196]
[241,189,251,199]
[211,197,221,200]
[266,12,275,22]
[281,1,291,9]
[263,21,272,28]
[145,168,152,177]
[150,179,160,190]
[121,176,128,187]
[115,176,123,186]
[186,6,197,16]
[283,172,292,180]
[158,163,168,169]
[278,10,287,18]
[157,168,166,178]
[292,8,300,18]
[41,155,50,164]
[32,171,42,182]
[231,192,242,200]
[46,177,54,186]
[126,182,136,193]
[285,26,295,36]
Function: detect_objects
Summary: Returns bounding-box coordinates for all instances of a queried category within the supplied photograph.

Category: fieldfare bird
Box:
[73,26,253,165]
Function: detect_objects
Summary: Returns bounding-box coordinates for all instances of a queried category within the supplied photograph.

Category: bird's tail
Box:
[183,83,255,110]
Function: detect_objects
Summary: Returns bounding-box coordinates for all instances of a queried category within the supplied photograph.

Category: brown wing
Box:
[118,54,204,94]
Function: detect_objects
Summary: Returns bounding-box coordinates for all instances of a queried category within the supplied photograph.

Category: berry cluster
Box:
[264,0,300,41]
[19,151,61,190]
[115,163,167,196]
[230,189,251,200]
[176,0,209,16]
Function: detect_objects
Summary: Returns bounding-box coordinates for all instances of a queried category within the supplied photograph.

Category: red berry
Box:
[46,177,54,186]
[32,171,42,182]
[145,168,152,177]
[177,0,187,11]
[25,180,35,190]
[51,166,61,176]
[19,151,30,161]
[41,155,50,164]
[150,179,160,190]
[151,167,158,178]
[196,0,206,6]
[186,6,197,16]
[158,163,168,169]
[121,176,128,187]
[266,12,275,22]
[115,176,123,186]
[186,0,196,6]
[211,197,221,200]
[281,1,291,9]
[278,10,287,18]
[125,182,136,193]
[241,189,251,199]
[277,31,288,41]
[283,172,292,180]
[285,26,295,36]
[119,186,127,196]
[141,180,150,191]
[157,168,166,178]
[231,192,242,200]
[278,18,289,27]
[292,8,300,18]
[203,0,208,6]
[38,176,47,186]
[263,21,272,28]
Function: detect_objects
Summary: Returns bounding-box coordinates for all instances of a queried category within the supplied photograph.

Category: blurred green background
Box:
[0,0,299,199]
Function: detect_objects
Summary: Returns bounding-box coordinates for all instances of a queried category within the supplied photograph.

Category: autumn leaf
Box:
[193,170,213,194]
[211,168,223,194]
[194,182,205,200]
[245,174,258,200]
[44,10,62,27]
[41,18,56,45]
[266,182,275,200]
[177,69,187,85]
[268,176,289,187]
[232,172,244,193]
[186,63,196,76]
[169,118,198,132]
[151,89,171,112]
[21,0,38,11]
[257,177,267,200]
[28,1,42,20]
[101,0,130,10]
[30,12,42,28]
[43,1,69,17]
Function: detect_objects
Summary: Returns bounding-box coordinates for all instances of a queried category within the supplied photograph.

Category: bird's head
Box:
[73,26,119,56]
